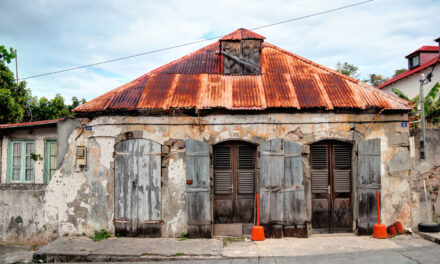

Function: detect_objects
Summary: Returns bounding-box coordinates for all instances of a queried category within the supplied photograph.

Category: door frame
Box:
[310,139,354,234]
[211,140,259,234]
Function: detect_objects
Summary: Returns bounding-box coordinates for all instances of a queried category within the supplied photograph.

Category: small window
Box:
[8,140,35,182]
[45,140,57,183]
[410,55,420,69]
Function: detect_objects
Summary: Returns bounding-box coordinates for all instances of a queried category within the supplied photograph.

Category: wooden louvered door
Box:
[311,141,352,233]
[214,142,256,224]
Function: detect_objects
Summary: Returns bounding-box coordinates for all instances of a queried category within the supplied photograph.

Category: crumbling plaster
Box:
[1,112,413,243]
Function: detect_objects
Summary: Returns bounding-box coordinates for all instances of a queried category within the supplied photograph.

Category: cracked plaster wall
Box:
[1,112,412,243]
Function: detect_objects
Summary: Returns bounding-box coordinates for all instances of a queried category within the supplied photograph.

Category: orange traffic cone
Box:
[373,190,387,239]
[251,193,265,241]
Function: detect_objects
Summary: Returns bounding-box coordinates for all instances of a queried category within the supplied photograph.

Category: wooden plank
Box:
[284,140,305,223]
[186,139,211,238]
[357,138,381,235]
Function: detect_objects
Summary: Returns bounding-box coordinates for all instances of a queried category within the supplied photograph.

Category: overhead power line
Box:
[19,0,373,80]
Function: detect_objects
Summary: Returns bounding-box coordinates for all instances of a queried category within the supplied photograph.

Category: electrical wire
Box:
[19,0,373,80]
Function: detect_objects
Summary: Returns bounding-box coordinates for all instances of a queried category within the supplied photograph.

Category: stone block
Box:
[435,195,440,216]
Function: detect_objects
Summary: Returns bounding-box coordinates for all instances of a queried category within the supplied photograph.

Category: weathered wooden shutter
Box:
[114,139,162,237]
[186,139,211,238]
[311,145,328,194]
[238,145,255,195]
[283,141,306,223]
[137,140,162,237]
[260,139,305,224]
[357,138,381,235]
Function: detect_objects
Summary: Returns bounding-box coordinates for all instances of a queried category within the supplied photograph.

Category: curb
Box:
[415,231,440,245]
[33,252,226,262]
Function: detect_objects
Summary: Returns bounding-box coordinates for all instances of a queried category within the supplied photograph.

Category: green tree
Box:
[0,45,86,124]
[393,82,440,126]
[365,74,390,87]
[0,45,16,63]
[393,68,407,77]
[336,62,360,79]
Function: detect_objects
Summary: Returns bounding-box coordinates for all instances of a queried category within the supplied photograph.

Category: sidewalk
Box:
[32,233,438,262]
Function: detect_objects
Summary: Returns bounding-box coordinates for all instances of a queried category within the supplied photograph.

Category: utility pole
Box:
[419,74,427,159]
[15,49,18,86]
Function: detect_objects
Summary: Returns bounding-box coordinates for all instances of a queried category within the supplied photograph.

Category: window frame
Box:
[44,140,57,183]
[7,139,36,183]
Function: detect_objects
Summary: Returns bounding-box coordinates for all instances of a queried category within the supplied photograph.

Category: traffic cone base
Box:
[373,224,388,239]
[251,225,265,241]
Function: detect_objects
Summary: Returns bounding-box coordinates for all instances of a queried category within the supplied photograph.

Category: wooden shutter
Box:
[186,139,211,238]
[214,145,232,195]
[357,138,381,235]
[284,140,306,223]
[137,140,162,237]
[114,140,139,236]
[333,144,351,193]
[114,139,162,237]
[238,145,255,194]
[311,145,328,194]
[260,139,304,224]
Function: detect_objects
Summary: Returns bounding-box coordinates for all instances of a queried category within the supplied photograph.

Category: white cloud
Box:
[1,0,439,102]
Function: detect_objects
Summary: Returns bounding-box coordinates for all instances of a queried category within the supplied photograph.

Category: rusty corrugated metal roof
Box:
[0,118,63,129]
[74,29,412,113]
[220,28,265,40]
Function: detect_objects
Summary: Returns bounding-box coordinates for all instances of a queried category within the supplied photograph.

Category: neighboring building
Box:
[1,29,414,244]
[378,37,440,98]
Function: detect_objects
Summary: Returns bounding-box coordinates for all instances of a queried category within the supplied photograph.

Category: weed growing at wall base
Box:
[90,229,111,242]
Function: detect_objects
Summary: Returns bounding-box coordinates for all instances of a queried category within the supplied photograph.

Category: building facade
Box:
[0,29,414,243]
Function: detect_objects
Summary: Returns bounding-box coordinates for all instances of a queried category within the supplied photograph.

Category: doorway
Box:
[213,141,256,231]
[311,141,353,233]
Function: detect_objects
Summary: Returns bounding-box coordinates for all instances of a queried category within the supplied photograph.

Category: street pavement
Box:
[2,233,439,263]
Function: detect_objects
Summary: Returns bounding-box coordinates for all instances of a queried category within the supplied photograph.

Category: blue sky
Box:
[1,0,439,102]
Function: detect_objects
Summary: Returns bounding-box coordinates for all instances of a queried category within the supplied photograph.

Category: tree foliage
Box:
[336,62,360,79]
[0,45,86,124]
[393,82,440,126]
[365,74,390,87]
[393,68,407,77]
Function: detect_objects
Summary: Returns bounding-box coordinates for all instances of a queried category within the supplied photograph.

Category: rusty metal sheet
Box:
[220,28,265,40]
[73,29,412,113]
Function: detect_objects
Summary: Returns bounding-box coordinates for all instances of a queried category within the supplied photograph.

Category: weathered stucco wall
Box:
[1,112,412,243]
[0,126,58,244]
[410,128,440,226]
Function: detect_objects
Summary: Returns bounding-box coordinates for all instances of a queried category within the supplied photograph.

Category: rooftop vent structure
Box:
[218,28,265,75]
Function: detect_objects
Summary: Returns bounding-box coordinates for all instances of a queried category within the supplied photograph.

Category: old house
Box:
[378,37,440,98]
[1,29,414,243]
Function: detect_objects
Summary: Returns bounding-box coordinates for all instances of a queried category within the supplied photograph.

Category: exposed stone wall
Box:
[410,129,440,226]
[1,113,412,243]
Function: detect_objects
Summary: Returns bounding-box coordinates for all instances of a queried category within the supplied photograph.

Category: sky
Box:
[1,0,439,102]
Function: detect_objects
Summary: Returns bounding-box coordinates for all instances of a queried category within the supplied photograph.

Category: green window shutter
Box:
[45,140,57,183]
[8,140,35,183]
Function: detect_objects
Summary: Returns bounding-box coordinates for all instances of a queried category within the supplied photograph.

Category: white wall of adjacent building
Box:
[382,64,440,99]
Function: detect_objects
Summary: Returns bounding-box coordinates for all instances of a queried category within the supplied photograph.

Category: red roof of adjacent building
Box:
[0,118,63,129]
[377,56,440,90]
[405,46,439,58]
[74,29,411,113]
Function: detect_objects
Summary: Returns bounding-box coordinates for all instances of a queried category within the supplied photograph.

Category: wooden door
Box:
[185,139,211,238]
[311,141,352,233]
[114,139,161,237]
[214,142,256,224]
[357,139,381,235]
[260,139,305,226]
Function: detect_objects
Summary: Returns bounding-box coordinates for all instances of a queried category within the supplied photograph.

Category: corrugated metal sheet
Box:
[0,118,63,129]
[220,28,265,41]
[74,29,412,113]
